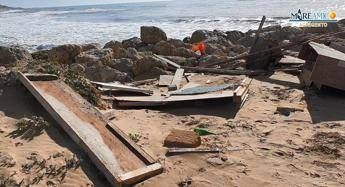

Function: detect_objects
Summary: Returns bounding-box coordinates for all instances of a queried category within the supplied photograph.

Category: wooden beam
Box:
[181,66,266,76]
[119,163,163,185]
[91,81,153,95]
[168,68,184,91]
[114,91,234,107]
[166,148,221,155]
[153,54,181,69]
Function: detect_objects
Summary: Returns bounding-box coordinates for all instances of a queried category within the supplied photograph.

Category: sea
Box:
[0,0,344,51]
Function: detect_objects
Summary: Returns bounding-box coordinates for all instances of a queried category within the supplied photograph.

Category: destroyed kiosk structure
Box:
[299,42,345,91]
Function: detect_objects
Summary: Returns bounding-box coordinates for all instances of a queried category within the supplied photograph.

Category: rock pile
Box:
[1,19,344,83]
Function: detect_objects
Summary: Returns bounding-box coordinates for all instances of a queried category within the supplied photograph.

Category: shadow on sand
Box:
[0,85,110,187]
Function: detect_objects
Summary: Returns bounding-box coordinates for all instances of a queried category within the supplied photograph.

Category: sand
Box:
[1,71,345,186]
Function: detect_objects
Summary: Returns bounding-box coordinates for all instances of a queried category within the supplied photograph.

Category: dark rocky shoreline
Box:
[1,20,345,84]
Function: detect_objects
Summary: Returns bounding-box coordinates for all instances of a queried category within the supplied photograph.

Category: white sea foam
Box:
[0,0,344,51]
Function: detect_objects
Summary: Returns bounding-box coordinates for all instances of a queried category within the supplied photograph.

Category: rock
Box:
[238,35,256,47]
[163,129,201,148]
[137,44,154,52]
[264,26,303,42]
[168,39,185,48]
[0,45,32,66]
[141,26,167,44]
[85,65,131,83]
[32,44,99,64]
[207,157,225,165]
[190,30,232,48]
[103,40,123,51]
[82,43,101,51]
[226,30,245,43]
[153,41,176,56]
[190,30,211,43]
[122,37,142,49]
[70,63,85,73]
[109,58,134,75]
[183,37,191,43]
[175,47,195,58]
[113,47,128,59]
[126,47,142,61]
[133,53,168,76]
[75,48,114,66]
[228,44,248,55]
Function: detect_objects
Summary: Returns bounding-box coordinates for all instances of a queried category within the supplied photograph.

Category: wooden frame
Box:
[18,72,162,186]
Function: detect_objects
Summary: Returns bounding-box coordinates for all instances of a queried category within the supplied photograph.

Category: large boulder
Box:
[75,48,113,66]
[122,37,142,49]
[141,26,167,44]
[85,65,131,83]
[32,43,99,64]
[153,41,176,56]
[190,30,211,43]
[0,46,32,66]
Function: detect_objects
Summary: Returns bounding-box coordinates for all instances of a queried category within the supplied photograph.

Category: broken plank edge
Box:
[166,148,221,156]
[106,122,156,164]
[119,163,163,185]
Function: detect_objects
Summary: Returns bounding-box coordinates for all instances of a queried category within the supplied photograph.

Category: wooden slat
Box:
[166,148,221,155]
[168,68,184,91]
[115,91,234,107]
[159,75,174,86]
[119,163,163,185]
[153,54,181,69]
[91,81,153,95]
[18,72,162,186]
[233,78,252,104]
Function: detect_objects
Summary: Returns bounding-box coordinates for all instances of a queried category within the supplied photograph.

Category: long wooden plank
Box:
[168,68,184,91]
[166,148,221,155]
[153,54,181,69]
[91,81,153,95]
[18,72,162,186]
[115,91,234,107]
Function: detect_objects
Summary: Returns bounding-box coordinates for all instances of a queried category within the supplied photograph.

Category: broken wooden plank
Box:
[131,78,157,86]
[169,83,234,96]
[253,16,266,44]
[181,66,266,76]
[119,163,162,185]
[159,75,174,86]
[91,81,153,95]
[18,72,162,186]
[168,68,184,91]
[233,78,252,104]
[114,91,234,107]
[166,147,221,155]
[153,54,181,69]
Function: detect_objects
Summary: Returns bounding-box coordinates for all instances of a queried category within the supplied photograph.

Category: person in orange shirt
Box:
[191,41,206,66]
